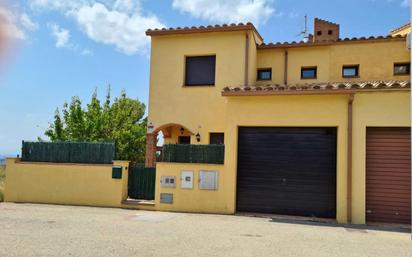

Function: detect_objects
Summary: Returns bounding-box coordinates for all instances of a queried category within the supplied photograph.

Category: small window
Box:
[342,65,359,78]
[301,67,317,79]
[185,56,216,86]
[328,30,333,35]
[317,31,322,36]
[257,68,272,81]
[210,133,224,145]
[394,63,410,75]
[178,136,191,144]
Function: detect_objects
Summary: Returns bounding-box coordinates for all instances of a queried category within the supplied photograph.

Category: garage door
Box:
[237,127,337,218]
[366,127,411,224]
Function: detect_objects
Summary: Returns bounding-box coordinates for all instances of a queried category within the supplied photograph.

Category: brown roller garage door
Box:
[237,127,337,218]
[366,127,411,224]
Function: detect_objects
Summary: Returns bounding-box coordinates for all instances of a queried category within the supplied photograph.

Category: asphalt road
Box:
[0,203,411,257]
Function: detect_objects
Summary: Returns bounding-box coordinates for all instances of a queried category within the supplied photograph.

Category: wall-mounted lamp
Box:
[195,132,201,142]
[180,127,185,135]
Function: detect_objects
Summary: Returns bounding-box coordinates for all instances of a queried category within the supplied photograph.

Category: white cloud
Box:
[113,0,140,14]
[48,23,71,48]
[29,0,89,11]
[20,13,39,31]
[29,0,165,55]
[0,6,38,40]
[172,0,275,26]
[71,3,163,55]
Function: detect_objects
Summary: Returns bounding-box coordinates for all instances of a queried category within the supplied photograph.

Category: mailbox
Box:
[112,166,122,179]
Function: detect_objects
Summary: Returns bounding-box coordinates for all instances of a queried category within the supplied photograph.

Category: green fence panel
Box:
[21,141,115,164]
[128,166,156,200]
[161,144,224,164]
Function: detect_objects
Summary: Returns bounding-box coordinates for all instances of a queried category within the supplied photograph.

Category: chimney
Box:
[313,18,339,42]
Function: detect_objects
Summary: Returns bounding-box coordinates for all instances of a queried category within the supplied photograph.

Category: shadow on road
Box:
[237,212,410,234]
[269,217,410,233]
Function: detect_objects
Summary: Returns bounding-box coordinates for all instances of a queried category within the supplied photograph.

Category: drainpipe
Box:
[244,33,249,86]
[284,49,288,85]
[347,94,355,223]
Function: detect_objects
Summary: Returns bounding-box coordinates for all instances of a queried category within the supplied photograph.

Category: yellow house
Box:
[144,18,411,225]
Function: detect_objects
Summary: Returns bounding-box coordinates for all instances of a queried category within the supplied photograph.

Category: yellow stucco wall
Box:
[153,92,410,223]
[163,126,193,144]
[287,46,331,84]
[256,48,285,84]
[147,30,410,223]
[155,162,230,213]
[351,92,411,224]
[4,158,129,208]
[256,40,410,84]
[225,95,349,223]
[149,31,248,142]
[329,41,410,82]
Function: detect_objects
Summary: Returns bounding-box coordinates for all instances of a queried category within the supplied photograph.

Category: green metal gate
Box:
[128,166,156,200]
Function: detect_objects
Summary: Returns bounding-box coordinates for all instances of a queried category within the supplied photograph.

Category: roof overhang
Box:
[257,35,407,49]
[222,81,410,96]
[146,23,263,42]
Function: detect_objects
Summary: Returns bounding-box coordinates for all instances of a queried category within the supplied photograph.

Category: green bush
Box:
[22,141,115,164]
[162,144,224,164]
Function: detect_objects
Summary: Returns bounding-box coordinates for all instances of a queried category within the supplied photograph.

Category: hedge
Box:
[21,141,115,164]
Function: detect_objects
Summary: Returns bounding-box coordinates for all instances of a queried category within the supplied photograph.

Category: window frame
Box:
[209,133,224,145]
[184,55,216,86]
[393,62,410,76]
[178,136,191,144]
[301,66,317,79]
[257,68,272,81]
[342,65,360,78]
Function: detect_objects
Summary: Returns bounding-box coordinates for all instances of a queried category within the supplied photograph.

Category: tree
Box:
[44,87,147,163]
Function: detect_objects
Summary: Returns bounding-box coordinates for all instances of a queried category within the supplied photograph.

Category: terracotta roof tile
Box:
[146,22,263,41]
[258,35,407,49]
[390,22,411,34]
[222,81,410,96]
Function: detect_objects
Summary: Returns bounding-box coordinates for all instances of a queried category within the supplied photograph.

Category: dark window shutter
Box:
[210,133,224,144]
[185,56,216,86]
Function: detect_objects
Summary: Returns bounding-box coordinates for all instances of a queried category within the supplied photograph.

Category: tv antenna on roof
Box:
[297,15,310,42]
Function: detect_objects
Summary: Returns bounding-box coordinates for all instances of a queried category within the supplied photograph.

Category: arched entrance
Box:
[145,123,194,167]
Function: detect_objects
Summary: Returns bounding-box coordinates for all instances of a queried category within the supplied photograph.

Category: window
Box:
[257,68,272,81]
[178,136,191,144]
[394,63,410,75]
[328,30,333,35]
[342,65,359,78]
[301,67,317,79]
[210,133,224,145]
[317,31,322,36]
[185,56,216,86]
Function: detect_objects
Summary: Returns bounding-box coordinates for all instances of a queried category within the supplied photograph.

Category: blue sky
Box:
[0,0,410,155]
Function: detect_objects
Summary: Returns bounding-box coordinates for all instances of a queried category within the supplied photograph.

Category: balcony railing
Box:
[160,144,224,164]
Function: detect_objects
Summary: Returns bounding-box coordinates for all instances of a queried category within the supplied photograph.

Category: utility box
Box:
[160,193,173,204]
[199,170,218,190]
[112,166,122,179]
[161,176,176,188]
[180,170,194,189]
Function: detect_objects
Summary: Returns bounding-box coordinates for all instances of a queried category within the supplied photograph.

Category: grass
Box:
[0,165,5,202]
